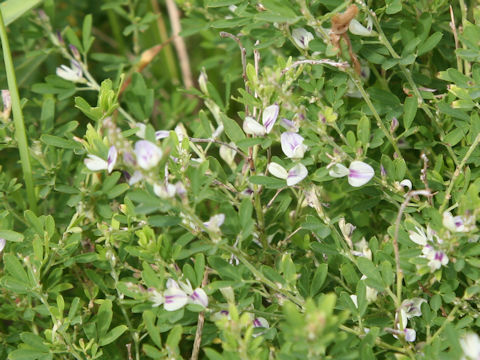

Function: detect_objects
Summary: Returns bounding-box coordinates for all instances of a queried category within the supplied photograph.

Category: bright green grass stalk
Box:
[0,9,37,214]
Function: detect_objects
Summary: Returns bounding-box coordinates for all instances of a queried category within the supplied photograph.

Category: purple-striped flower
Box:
[134,140,163,170]
[243,104,279,136]
[84,154,108,171]
[164,287,188,311]
[107,146,117,173]
[268,162,308,186]
[281,132,307,159]
[189,288,209,308]
[292,28,314,49]
[56,60,85,83]
[329,161,374,187]
[443,211,477,233]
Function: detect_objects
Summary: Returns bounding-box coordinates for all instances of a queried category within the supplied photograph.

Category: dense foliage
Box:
[1,0,480,359]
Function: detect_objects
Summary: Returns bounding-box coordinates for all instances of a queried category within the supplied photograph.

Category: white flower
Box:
[243,105,279,136]
[253,317,269,328]
[360,275,378,303]
[155,130,170,140]
[422,245,448,272]
[189,288,209,308]
[280,118,298,132]
[134,140,163,170]
[403,328,416,342]
[352,238,372,260]
[164,286,188,311]
[153,182,176,199]
[460,333,480,360]
[203,214,225,232]
[0,238,5,253]
[243,116,266,136]
[292,28,314,49]
[401,298,426,319]
[56,60,85,83]
[128,170,143,185]
[149,289,164,307]
[268,162,308,186]
[107,146,117,173]
[281,132,308,159]
[408,226,440,246]
[349,19,376,37]
[443,211,477,233]
[399,179,412,191]
[84,154,108,171]
[350,294,358,308]
[329,161,374,187]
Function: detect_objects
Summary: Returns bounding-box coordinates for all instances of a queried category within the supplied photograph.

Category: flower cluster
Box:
[409,226,448,273]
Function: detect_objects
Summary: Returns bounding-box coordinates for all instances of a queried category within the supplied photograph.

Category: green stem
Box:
[0,10,37,213]
[439,133,480,213]
[426,304,459,345]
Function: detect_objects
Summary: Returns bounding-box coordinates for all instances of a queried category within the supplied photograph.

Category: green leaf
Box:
[20,333,49,352]
[249,176,285,189]
[82,14,94,54]
[403,96,418,130]
[40,134,82,150]
[0,0,42,26]
[356,257,384,291]
[99,325,128,346]
[7,349,50,360]
[357,116,370,147]
[386,0,402,14]
[310,264,328,296]
[221,114,245,143]
[418,32,443,55]
[3,254,29,284]
[143,311,162,347]
[166,325,182,349]
[96,299,113,338]
[0,229,24,242]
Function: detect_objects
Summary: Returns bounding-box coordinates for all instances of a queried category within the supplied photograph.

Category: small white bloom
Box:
[175,124,188,142]
[163,287,188,311]
[149,289,164,307]
[350,294,358,308]
[408,226,429,246]
[219,144,236,168]
[443,211,477,233]
[136,123,147,139]
[422,245,448,272]
[399,179,412,191]
[401,298,426,319]
[353,238,372,260]
[84,154,108,171]
[243,116,266,136]
[198,69,209,95]
[56,60,85,83]
[189,288,209,308]
[349,19,376,37]
[0,238,5,253]
[153,183,176,199]
[253,317,269,328]
[287,163,308,186]
[280,118,298,132]
[262,104,279,134]
[292,28,314,49]
[360,275,378,303]
[107,146,117,173]
[128,170,143,185]
[268,162,288,179]
[155,130,170,140]
[348,161,375,187]
[134,140,163,170]
[281,132,308,159]
[203,214,225,232]
[403,328,416,342]
[460,333,480,360]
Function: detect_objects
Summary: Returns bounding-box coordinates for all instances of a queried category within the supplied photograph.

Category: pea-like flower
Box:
[243,104,279,136]
[56,60,86,83]
[268,162,308,186]
[292,28,314,49]
[443,211,477,233]
[107,146,117,173]
[460,333,480,360]
[329,161,374,187]
[281,132,308,159]
[134,140,163,170]
[349,19,375,37]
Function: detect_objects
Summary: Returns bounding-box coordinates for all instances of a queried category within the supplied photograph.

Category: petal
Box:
[287,163,308,186]
[292,28,314,49]
[149,289,164,307]
[262,104,279,133]
[253,317,269,328]
[134,140,163,170]
[243,117,266,136]
[204,214,225,230]
[189,288,209,308]
[107,146,118,173]
[164,288,188,311]
[349,19,375,36]
[136,123,146,139]
[84,155,108,171]
[0,238,5,253]
[268,162,288,179]
[404,328,416,342]
[128,170,143,185]
[350,294,358,308]
[155,130,170,140]
[166,278,180,289]
[281,132,305,159]
[280,118,298,132]
[348,161,374,187]
[329,164,349,178]
[399,179,412,191]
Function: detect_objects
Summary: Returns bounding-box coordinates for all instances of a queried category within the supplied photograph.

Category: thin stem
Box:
[189,137,249,159]
[281,59,349,75]
[393,190,432,310]
[0,10,37,213]
[439,133,480,213]
[426,304,459,345]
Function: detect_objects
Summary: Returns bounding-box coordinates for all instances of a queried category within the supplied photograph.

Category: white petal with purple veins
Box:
[268,162,288,179]
[163,287,188,311]
[155,130,170,140]
[281,132,307,159]
[253,317,269,328]
[84,155,108,171]
[189,288,209,308]
[128,171,143,185]
[243,117,266,136]
[262,104,279,133]
[292,28,314,49]
[107,146,117,173]
[134,140,163,170]
[404,328,416,342]
[287,163,308,186]
[348,161,374,187]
